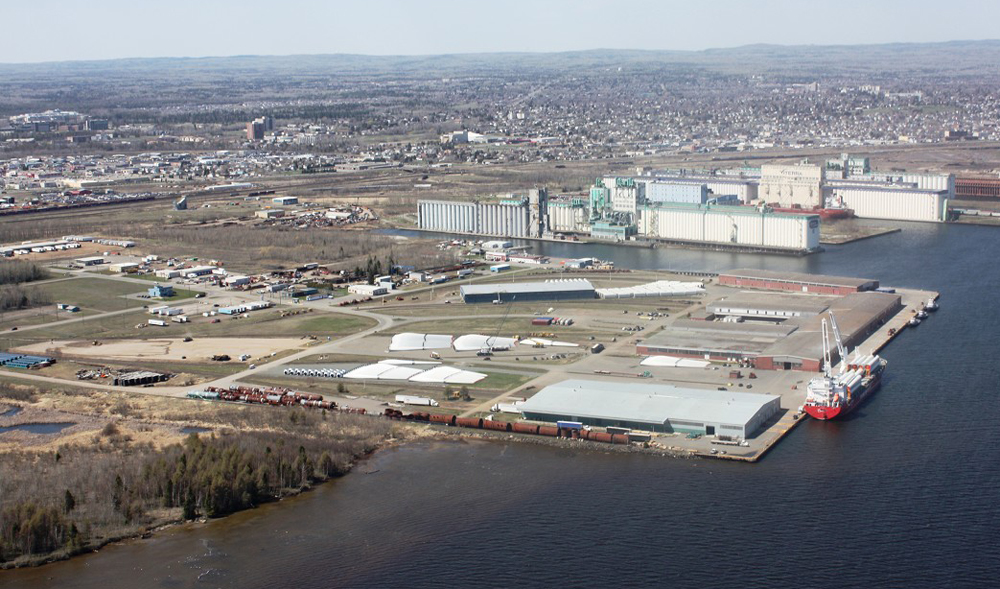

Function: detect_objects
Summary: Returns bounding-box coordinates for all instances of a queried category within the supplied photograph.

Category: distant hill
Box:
[2,40,1000,80]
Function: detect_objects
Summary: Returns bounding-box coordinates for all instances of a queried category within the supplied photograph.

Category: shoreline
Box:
[0,431,414,570]
[0,420,701,570]
[386,225,817,256]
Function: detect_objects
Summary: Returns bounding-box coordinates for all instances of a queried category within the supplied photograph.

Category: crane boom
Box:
[487,295,515,352]
[821,318,831,377]
[828,311,847,373]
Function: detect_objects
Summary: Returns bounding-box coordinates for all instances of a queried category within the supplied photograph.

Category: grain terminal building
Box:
[460,279,596,304]
[519,379,781,439]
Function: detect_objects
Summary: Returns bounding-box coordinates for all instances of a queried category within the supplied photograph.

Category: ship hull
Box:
[805,372,883,421]
[770,207,855,220]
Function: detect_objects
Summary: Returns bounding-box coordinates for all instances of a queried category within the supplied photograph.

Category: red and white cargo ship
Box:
[803,312,888,420]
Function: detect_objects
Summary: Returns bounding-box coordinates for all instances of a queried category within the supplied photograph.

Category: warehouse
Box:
[637,203,820,252]
[348,284,388,296]
[109,262,139,273]
[640,290,902,371]
[708,292,832,320]
[519,379,781,439]
[460,279,596,304]
[828,184,948,222]
[643,174,759,203]
[114,371,170,387]
[637,319,796,364]
[718,269,878,295]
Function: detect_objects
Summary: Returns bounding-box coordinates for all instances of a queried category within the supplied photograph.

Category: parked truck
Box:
[394,394,439,407]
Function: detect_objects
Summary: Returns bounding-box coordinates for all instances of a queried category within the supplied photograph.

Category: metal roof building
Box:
[460,279,596,304]
[519,379,781,439]
[718,269,878,295]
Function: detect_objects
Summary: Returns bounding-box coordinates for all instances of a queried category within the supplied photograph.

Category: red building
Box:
[955,177,1000,199]
[718,269,877,296]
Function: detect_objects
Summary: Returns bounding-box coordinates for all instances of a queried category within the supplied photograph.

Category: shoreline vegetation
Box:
[0,380,409,569]
[0,377,691,570]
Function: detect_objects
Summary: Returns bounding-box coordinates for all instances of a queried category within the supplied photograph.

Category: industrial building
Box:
[113,371,170,387]
[637,287,901,372]
[519,379,781,439]
[641,174,759,204]
[759,164,825,208]
[827,183,948,222]
[718,269,878,295]
[348,284,389,296]
[638,204,820,252]
[148,284,174,298]
[108,262,139,273]
[417,189,547,239]
[601,177,644,215]
[547,197,589,233]
[955,177,1000,199]
[460,279,596,304]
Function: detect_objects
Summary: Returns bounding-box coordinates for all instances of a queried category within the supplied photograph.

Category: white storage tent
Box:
[388,333,453,351]
[452,334,518,352]
[597,280,705,299]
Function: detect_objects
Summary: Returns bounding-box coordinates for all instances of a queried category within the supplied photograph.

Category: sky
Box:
[6,0,1000,63]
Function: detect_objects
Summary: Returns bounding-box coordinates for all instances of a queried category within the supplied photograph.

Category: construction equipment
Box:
[483,295,515,355]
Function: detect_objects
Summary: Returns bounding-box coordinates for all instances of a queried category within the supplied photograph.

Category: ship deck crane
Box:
[828,311,848,373]
[821,318,832,377]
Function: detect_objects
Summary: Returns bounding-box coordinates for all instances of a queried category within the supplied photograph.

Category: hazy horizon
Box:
[8,0,1000,64]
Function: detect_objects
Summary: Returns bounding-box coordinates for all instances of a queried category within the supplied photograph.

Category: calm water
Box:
[179,426,212,435]
[0,406,22,418]
[0,422,74,435]
[4,221,1000,588]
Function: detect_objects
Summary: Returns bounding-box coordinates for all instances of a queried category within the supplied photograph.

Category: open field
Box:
[1,308,376,346]
[17,337,311,364]
[26,277,147,312]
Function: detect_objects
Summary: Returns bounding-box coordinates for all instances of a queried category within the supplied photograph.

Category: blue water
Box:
[0,422,75,435]
[179,426,212,435]
[0,406,22,418]
[3,221,998,589]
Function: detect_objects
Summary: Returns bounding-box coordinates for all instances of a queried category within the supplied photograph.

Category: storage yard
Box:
[1,240,937,462]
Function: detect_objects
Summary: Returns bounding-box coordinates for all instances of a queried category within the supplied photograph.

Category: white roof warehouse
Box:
[460,279,596,304]
[519,379,781,439]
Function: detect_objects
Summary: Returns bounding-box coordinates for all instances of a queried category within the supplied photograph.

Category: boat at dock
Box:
[924,298,939,312]
[768,205,855,220]
[803,312,888,421]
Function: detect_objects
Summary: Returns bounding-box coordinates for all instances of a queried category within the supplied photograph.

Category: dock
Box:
[699,286,939,462]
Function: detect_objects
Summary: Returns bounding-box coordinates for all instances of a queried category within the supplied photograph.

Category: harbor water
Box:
[3,220,999,588]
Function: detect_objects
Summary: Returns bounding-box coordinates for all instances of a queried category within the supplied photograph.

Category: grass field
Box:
[2,308,375,346]
[29,277,147,312]
[0,308,64,331]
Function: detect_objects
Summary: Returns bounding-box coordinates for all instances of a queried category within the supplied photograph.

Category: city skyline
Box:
[7,0,1000,64]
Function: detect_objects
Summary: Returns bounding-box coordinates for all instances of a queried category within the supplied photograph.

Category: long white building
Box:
[418,192,547,238]
[638,203,820,252]
[830,185,948,222]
